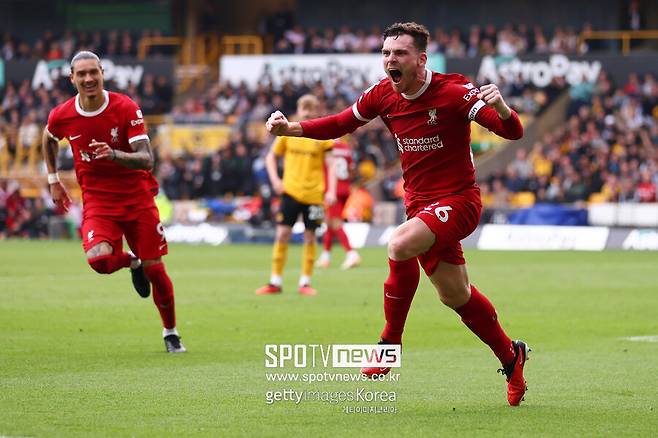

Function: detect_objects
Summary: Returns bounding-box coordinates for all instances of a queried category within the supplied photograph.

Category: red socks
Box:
[455,285,515,365]
[323,227,352,252]
[144,262,176,329]
[377,259,514,365]
[323,228,335,251]
[336,228,352,252]
[380,258,420,344]
[87,254,177,331]
[88,253,131,274]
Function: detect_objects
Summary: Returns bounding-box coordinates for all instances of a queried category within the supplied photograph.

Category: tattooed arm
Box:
[91,138,154,170]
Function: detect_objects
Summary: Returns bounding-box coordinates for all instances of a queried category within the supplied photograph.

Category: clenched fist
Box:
[477,84,511,119]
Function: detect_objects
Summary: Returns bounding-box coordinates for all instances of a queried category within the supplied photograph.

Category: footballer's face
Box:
[382,34,427,95]
[70,58,104,100]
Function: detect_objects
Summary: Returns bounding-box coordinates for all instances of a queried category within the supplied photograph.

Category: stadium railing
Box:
[138,34,262,93]
[579,29,658,55]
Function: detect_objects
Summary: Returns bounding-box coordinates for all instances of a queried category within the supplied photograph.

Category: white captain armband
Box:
[468,100,486,121]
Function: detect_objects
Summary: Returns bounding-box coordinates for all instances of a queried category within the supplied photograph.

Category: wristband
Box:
[47,173,60,184]
[112,149,117,161]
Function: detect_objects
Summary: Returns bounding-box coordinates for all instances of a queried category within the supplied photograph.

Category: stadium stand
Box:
[482,70,658,207]
[269,23,590,56]
[1,29,174,61]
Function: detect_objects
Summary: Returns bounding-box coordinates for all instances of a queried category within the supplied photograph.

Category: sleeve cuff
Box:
[128,134,149,144]
[352,103,372,122]
[45,127,60,142]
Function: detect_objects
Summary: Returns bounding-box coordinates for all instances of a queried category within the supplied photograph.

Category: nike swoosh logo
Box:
[385,293,403,300]
[159,244,167,250]
[69,135,82,140]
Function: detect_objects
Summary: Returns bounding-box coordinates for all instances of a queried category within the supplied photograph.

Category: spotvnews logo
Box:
[264,344,401,368]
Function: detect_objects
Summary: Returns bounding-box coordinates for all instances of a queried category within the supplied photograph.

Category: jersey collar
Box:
[402,69,432,100]
[75,90,109,117]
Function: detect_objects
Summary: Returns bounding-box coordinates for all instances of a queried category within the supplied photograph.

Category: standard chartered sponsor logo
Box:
[395,133,443,153]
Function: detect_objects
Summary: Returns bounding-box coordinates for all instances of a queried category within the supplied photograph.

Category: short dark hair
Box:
[382,22,430,52]
[70,51,101,73]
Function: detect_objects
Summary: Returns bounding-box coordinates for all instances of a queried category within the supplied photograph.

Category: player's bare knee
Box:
[85,241,113,259]
[387,234,416,260]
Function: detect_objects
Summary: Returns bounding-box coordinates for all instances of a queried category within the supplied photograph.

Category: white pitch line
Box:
[623,335,658,343]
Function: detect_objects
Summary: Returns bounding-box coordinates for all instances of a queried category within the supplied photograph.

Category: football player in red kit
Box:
[266,23,529,406]
[316,139,361,270]
[42,51,185,353]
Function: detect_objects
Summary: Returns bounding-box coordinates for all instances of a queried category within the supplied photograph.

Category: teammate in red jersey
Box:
[266,23,529,406]
[316,139,361,270]
[42,51,185,353]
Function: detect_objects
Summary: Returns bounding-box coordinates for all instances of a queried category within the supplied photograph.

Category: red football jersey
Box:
[47,90,158,217]
[326,140,353,197]
[353,70,485,208]
[301,69,523,210]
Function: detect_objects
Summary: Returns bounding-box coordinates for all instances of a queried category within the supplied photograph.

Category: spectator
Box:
[333,25,356,53]
[284,25,306,54]
[203,151,224,197]
[636,168,656,202]
[621,0,645,31]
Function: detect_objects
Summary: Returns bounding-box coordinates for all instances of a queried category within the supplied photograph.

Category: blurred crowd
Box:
[482,72,658,206]
[0,180,51,238]
[269,23,598,57]
[262,0,647,56]
[1,29,172,61]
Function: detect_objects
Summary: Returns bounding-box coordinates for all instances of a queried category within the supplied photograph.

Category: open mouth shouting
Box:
[388,68,403,84]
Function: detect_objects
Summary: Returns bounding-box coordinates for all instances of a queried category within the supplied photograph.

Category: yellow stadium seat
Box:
[588,192,607,204]
[480,192,495,209]
[19,187,41,198]
[510,192,536,208]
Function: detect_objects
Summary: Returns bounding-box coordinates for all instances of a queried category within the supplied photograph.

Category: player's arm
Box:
[266,107,366,140]
[265,147,283,195]
[42,128,73,212]
[473,84,523,140]
[91,138,154,170]
[324,152,337,206]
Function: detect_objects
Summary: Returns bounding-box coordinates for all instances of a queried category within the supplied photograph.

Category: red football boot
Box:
[298,284,317,296]
[361,366,391,378]
[499,340,531,406]
[255,284,282,295]
[360,339,394,378]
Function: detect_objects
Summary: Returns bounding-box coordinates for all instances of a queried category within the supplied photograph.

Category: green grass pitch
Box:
[1,240,657,437]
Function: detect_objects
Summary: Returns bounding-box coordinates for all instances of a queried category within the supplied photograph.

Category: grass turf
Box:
[1,240,657,437]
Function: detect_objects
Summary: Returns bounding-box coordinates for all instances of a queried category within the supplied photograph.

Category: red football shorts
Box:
[410,189,482,276]
[81,204,168,260]
[326,194,349,220]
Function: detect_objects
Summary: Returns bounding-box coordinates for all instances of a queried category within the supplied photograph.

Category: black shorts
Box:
[277,193,324,230]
